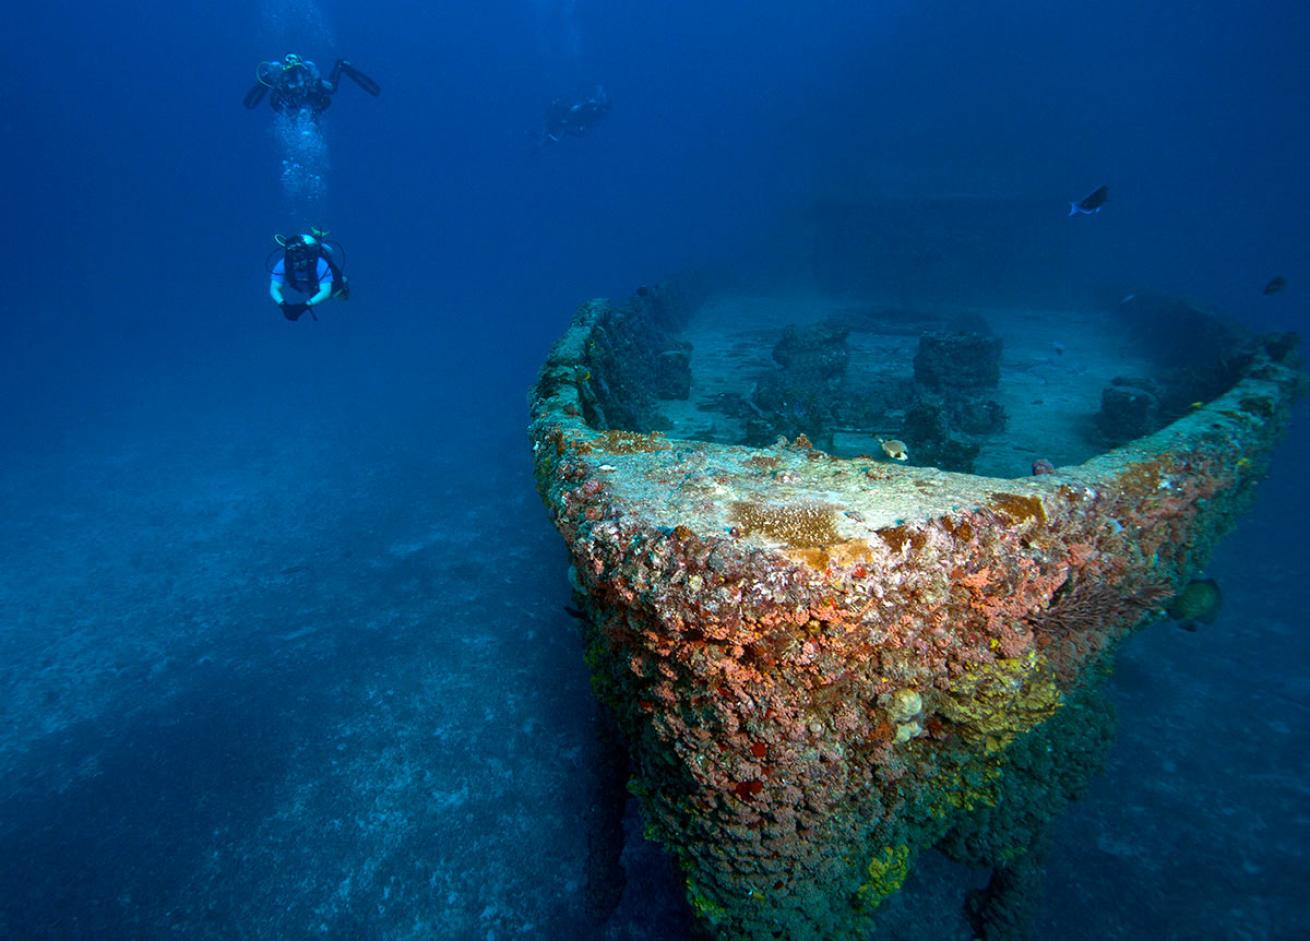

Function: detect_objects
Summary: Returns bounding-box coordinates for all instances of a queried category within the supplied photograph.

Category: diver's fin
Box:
[244,82,269,109]
[339,61,381,96]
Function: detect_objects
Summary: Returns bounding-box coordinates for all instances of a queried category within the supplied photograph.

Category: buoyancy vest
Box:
[284,246,331,292]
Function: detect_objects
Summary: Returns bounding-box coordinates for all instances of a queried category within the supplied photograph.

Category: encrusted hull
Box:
[530,288,1304,938]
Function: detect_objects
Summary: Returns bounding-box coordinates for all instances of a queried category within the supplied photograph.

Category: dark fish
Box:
[563,605,587,620]
[1069,184,1109,216]
[1166,577,1222,631]
[1263,275,1287,296]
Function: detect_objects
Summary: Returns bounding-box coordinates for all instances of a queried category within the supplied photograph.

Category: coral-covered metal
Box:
[530,288,1304,938]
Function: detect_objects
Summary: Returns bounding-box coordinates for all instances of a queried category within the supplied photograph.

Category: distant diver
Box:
[1069,184,1109,216]
[540,86,611,144]
[1263,275,1287,296]
[267,229,350,321]
[244,54,380,118]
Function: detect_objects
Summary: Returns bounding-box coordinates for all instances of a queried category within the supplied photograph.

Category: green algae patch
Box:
[940,651,1063,753]
[855,845,911,910]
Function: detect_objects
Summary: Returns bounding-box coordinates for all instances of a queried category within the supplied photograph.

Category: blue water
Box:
[1,1,1307,937]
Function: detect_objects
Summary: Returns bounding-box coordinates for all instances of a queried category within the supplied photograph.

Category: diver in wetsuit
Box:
[541,86,610,143]
[244,54,380,117]
[268,230,350,321]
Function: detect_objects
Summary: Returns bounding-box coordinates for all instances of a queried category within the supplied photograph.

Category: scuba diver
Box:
[244,54,380,118]
[267,229,350,321]
[540,86,611,144]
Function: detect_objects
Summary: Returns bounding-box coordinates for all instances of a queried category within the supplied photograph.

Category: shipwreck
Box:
[530,282,1303,939]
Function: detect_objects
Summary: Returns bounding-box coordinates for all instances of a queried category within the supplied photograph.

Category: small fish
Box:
[1052,341,1065,357]
[1069,184,1109,216]
[562,605,587,620]
[880,438,909,461]
[1263,275,1287,296]
[1166,578,1222,632]
[1031,458,1056,476]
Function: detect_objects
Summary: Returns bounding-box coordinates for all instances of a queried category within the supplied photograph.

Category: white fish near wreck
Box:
[880,438,909,461]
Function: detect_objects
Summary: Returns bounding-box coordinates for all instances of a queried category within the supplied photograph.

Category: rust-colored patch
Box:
[745,455,781,471]
[879,527,909,553]
[941,516,975,543]
[730,502,840,548]
[595,429,670,454]
[878,525,926,554]
[733,780,764,799]
[789,539,873,570]
[868,719,894,743]
[988,492,1047,526]
[793,433,813,450]
[1115,459,1167,497]
[550,427,595,456]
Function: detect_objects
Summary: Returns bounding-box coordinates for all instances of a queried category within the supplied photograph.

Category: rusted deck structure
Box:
[530,286,1303,938]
